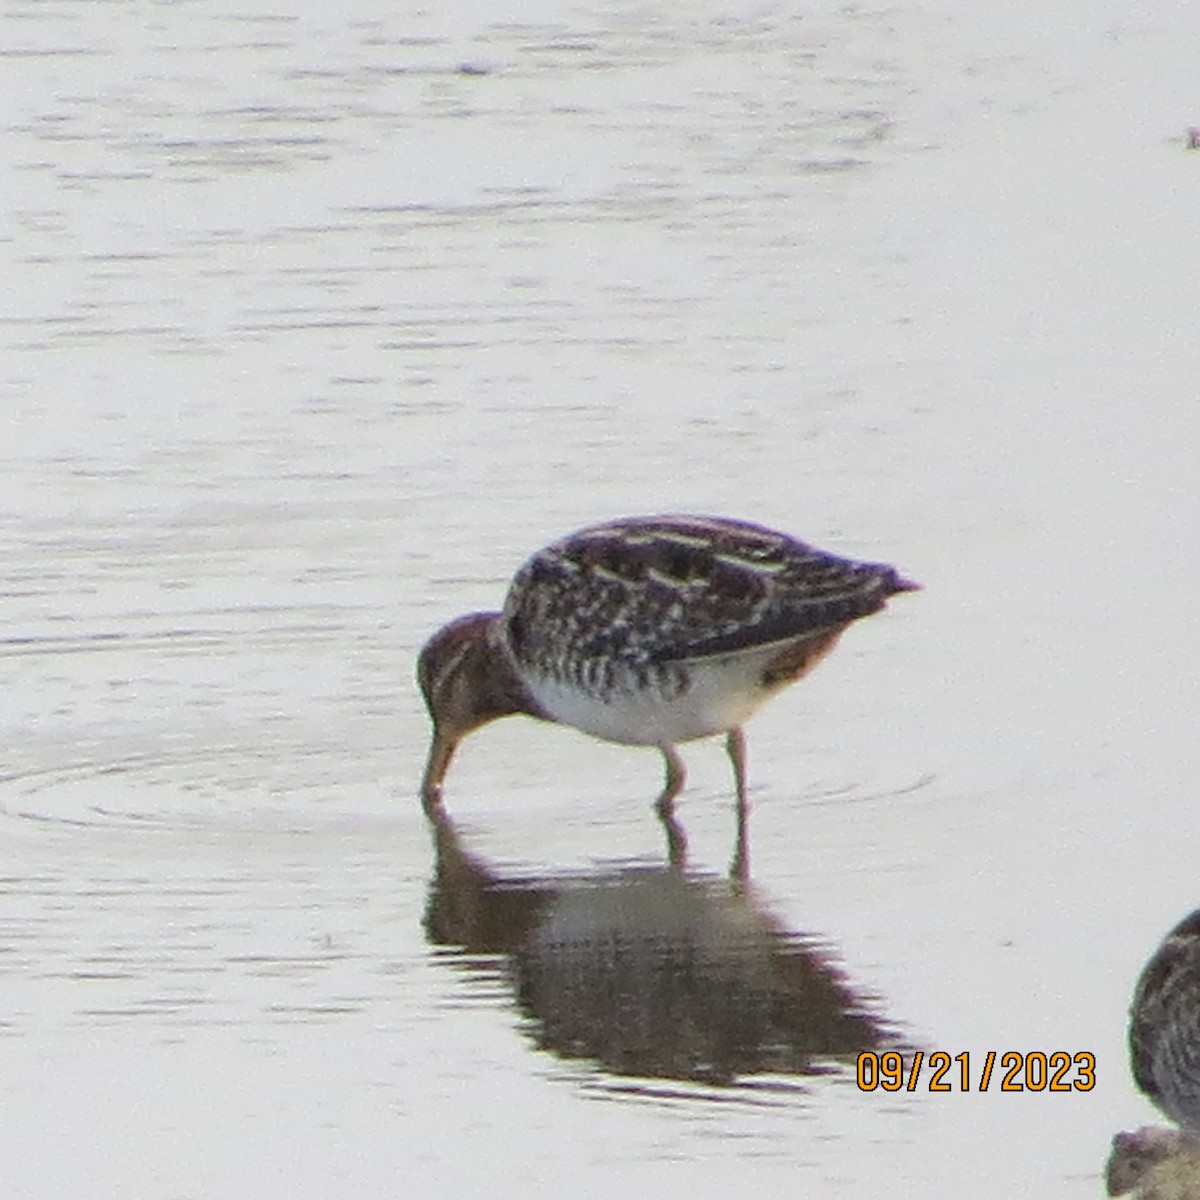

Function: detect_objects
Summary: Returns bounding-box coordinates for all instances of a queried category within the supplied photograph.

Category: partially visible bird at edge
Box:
[1108,908,1200,1197]
[1130,909,1200,1136]
[417,514,918,824]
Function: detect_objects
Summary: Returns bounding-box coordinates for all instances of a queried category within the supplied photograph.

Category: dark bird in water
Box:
[1107,909,1200,1197]
[1131,910,1200,1134]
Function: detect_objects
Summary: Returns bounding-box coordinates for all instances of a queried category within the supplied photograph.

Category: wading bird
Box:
[1107,909,1200,1196]
[418,514,917,817]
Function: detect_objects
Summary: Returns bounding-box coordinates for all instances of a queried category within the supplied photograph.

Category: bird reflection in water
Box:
[1108,909,1200,1199]
[422,801,897,1086]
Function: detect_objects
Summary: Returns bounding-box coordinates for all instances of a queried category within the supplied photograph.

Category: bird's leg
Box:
[654,744,686,818]
[725,727,749,812]
[661,809,688,871]
[725,727,750,881]
[655,744,688,869]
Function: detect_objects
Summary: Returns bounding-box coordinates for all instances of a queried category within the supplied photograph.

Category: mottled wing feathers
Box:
[1130,910,1200,1126]
[501,515,914,677]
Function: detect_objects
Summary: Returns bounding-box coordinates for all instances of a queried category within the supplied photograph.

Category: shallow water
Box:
[4,1,1200,1195]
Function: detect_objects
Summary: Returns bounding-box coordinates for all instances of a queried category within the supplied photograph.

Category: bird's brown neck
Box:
[472,623,547,725]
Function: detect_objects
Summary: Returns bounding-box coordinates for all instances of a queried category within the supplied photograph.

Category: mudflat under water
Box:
[4,1,1200,1196]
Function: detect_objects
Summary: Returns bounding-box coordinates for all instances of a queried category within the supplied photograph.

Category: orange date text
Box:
[855,1050,1095,1093]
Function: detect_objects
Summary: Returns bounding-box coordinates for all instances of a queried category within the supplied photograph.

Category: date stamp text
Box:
[856,1050,1096,1093]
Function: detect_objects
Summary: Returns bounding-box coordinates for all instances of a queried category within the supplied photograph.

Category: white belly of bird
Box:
[524,647,783,747]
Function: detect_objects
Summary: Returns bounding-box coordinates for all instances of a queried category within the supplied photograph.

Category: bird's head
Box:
[416,612,527,809]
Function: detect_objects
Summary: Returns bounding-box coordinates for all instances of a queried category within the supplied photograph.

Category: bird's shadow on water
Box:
[422,802,907,1089]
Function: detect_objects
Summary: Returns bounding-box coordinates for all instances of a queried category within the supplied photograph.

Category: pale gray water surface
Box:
[4,1,1200,1196]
